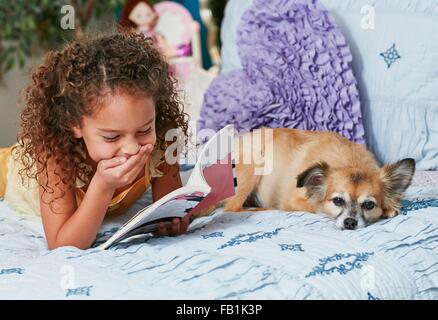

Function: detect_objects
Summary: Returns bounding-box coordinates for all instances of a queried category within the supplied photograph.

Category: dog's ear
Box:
[296,162,329,199]
[380,158,416,217]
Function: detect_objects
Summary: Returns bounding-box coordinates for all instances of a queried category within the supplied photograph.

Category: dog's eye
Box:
[362,201,376,210]
[332,197,345,206]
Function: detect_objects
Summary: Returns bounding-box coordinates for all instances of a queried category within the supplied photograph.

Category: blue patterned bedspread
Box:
[0,193,437,299]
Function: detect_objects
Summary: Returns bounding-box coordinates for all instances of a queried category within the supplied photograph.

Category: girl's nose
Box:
[121,141,141,157]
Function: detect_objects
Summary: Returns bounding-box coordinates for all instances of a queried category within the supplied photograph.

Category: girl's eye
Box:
[137,128,151,136]
[103,136,119,142]
[332,197,345,207]
[102,128,151,142]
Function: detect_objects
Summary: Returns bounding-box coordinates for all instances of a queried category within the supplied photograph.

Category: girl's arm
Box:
[151,162,183,202]
[39,146,151,250]
[39,172,115,250]
[151,162,191,236]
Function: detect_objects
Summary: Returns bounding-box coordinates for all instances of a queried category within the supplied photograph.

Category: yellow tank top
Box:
[0,145,164,219]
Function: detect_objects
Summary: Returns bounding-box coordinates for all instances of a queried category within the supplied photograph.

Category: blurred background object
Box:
[0,1,128,77]
[120,0,203,82]
[0,1,128,147]
[0,0,225,147]
[199,0,227,75]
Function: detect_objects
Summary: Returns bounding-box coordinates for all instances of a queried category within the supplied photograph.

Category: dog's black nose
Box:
[344,218,358,230]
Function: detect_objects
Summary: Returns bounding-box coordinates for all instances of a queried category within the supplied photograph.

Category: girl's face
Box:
[72,91,156,163]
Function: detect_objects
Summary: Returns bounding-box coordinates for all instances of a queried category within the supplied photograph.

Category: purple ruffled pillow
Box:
[198,0,365,143]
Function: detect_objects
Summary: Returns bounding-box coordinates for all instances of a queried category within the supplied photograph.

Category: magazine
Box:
[98,125,237,249]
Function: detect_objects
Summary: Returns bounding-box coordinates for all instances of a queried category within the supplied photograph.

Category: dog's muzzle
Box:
[343,217,358,230]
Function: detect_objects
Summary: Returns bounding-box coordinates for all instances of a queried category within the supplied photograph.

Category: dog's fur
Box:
[195,128,416,230]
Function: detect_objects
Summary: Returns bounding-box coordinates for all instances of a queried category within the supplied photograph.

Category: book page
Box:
[99,185,209,249]
[111,190,208,245]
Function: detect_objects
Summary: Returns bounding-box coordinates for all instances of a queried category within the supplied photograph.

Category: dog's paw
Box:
[384,209,399,218]
[246,207,270,212]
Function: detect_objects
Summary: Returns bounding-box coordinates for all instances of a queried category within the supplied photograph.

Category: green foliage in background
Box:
[0,0,134,77]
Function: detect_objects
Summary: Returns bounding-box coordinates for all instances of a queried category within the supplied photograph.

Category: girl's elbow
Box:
[46,239,91,250]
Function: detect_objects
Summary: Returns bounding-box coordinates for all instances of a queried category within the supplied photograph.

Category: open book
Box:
[98,125,237,250]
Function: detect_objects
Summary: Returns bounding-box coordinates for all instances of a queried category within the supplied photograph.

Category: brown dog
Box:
[199,127,415,230]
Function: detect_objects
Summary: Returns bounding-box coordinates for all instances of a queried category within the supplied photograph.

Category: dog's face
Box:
[296,158,416,230]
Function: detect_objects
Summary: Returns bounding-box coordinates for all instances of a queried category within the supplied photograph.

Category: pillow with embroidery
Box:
[320,0,438,170]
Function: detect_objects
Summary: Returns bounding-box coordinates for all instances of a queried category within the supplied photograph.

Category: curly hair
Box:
[13,31,189,208]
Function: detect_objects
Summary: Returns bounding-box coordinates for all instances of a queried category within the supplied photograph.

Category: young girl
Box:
[0,32,191,250]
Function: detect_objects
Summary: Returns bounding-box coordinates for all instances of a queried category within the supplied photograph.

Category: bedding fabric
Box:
[198,0,365,144]
[1,184,437,299]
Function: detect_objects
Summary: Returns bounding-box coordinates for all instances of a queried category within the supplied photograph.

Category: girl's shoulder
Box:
[2,144,45,218]
[3,143,87,218]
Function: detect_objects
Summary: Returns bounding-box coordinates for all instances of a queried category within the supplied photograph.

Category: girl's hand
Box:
[153,214,192,237]
[94,144,153,191]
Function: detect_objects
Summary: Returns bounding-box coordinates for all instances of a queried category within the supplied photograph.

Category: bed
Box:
[0,169,437,299]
